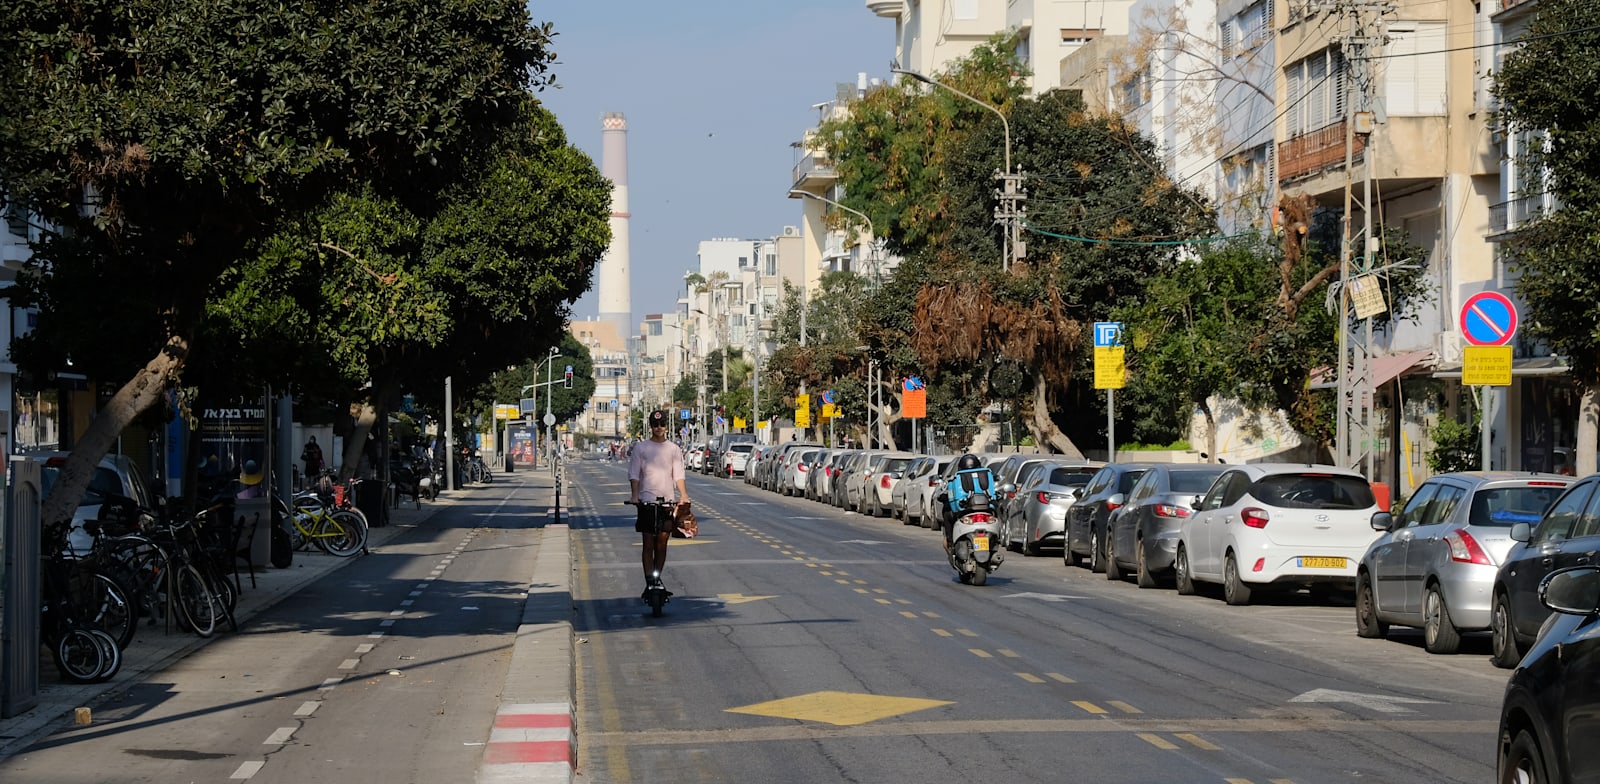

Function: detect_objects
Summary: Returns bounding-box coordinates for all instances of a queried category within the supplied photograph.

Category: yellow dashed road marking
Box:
[1175,733,1220,750]
[969,649,993,658]
[1137,733,1179,750]
[854,589,869,594]
[957,629,977,637]
[1225,779,1253,784]
[875,599,892,605]
[1109,701,1142,714]
[1015,673,1045,684]
[872,589,888,594]
[997,649,1020,658]
[895,599,912,605]
[932,629,953,637]
[1046,673,1076,683]
[1072,701,1108,715]
[899,611,918,618]
[922,612,940,618]
[836,579,851,585]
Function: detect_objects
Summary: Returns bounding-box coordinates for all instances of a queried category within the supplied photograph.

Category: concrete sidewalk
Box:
[0,468,574,770]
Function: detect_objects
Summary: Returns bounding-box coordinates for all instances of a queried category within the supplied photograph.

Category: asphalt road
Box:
[571,460,1503,784]
[0,483,546,784]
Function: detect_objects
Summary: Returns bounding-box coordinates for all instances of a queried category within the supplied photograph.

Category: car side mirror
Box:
[1107,493,1126,507]
[1370,511,1394,532]
[998,482,1015,495]
[1540,567,1600,615]
[1511,522,1532,543]
[1191,495,1204,509]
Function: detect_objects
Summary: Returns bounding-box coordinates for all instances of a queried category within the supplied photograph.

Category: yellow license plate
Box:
[973,536,989,552]
[1298,556,1346,569]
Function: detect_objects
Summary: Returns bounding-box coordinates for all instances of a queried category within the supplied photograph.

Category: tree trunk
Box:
[874,385,901,450]
[1027,374,1084,458]
[1199,400,1218,463]
[43,335,189,527]
[340,400,380,481]
[1579,385,1599,476]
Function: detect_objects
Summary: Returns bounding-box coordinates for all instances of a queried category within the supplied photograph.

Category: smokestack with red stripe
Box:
[598,112,632,340]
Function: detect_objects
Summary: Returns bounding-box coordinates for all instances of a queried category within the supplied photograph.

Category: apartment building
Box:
[569,319,633,441]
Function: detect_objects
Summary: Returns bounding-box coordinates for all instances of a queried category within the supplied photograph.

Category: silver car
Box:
[1105,464,1226,586]
[1008,462,1099,555]
[1357,471,1573,654]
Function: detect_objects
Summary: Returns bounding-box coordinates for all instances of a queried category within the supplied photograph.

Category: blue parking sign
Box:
[1093,322,1123,348]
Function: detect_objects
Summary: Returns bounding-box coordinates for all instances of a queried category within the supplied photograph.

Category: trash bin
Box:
[505,454,514,473]
[3,457,41,718]
[355,480,389,528]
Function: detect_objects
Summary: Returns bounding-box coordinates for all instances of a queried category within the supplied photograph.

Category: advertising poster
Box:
[197,395,269,500]
[508,425,538,465]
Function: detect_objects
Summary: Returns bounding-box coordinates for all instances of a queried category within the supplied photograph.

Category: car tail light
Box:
[1445,529,1493,565]
[798,463,808,472]
[1106,500,1122,512]
[1252,557,1265,572]
[1241,507,1270,528]
[1038,491,1052,504]
[881,476,891,488]
[1529,481,1567,487]
[1154,504,1191,518]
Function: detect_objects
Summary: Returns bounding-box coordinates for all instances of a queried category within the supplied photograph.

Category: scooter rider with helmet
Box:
[942,453,995,551]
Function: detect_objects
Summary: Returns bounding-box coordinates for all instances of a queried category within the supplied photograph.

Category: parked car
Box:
[861,453,916,517]
[744,445,770,485]
[1491,474,1600,668]
[34,451,159,556]
[776,447,822,496]
[721,443,755,477]
[1355,472,1572,654]
[842,451,890,511]
[810,450,850,501]
[1007,462,1100,555]
[1496,565,1600,783]
[686,443,706,472]
[891,456,939,524]
[707,433,756,477]
[911,457,956,529]
[1104,464,1226,584]
[1176,464,1389,606]
[1065,463,1155,573]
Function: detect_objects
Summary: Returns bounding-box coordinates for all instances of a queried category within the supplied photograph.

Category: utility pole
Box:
[994,168,1027,271]
[1334,0,1391,479]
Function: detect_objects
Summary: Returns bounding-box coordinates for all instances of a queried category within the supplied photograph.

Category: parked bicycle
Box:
[40,518,129,682]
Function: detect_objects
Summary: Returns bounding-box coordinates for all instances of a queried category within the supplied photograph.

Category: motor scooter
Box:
[940,491,1005,585]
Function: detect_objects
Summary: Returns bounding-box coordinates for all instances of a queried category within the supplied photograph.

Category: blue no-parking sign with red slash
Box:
[1459,291,1517,347]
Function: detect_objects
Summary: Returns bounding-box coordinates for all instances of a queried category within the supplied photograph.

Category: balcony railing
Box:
[1488,194,1552,236]
[790,151,837,191]
[1278,121,1365,182]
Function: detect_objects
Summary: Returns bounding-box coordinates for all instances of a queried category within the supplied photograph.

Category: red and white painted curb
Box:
[477,702,574,783]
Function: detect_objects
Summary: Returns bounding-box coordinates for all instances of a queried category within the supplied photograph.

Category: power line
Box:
[1022,222,1255,246]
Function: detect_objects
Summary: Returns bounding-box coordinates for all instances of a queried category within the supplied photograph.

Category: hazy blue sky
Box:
[531,1,886,327]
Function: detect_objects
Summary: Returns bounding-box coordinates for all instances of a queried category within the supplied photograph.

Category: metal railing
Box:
[1277,121,1364,182]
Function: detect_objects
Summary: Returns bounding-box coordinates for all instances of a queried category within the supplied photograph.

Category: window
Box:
[1251,473,1376,510]
[1384,23,1447,116]
[1285,48,1348,136]
[1117,469,1148,494]
[1531,481,1594,544]
[1470,486,1565,527]
[738,256,749,268]
[1171,469,1225,494]
[765,253,777,276]
[1400,483,1440,528]
[1426,485,1466,524]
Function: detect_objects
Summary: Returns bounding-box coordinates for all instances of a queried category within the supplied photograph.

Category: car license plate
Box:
[973,535,989,552]
[1298,556,1345,569]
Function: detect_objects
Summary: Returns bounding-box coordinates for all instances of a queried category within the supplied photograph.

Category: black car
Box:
[1491,474,1600,668]
[1064,463,1154,573]
[1497,565,1600,782]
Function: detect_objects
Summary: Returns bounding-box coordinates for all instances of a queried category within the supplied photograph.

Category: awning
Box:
[1433,355,1570,379]
[1310,348,1435,390]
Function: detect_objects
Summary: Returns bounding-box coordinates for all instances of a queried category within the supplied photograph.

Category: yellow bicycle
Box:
[274,494,368,557]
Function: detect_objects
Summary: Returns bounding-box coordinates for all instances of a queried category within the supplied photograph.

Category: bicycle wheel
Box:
[87,628,122,682]
[84,571,137,651]
[52,628,108,683]
[173,563,218,638]
[320,510,368,557]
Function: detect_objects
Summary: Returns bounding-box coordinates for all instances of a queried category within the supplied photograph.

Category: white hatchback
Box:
[1176,463,1391,606]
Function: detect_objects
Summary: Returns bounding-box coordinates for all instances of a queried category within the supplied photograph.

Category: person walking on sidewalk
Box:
[629,409,689,597]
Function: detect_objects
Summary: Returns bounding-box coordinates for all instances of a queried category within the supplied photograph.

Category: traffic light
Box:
[563,367,573,389]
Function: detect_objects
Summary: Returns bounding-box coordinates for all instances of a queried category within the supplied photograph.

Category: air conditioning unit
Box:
[782,226,799,237]
[1436,331,1463,365]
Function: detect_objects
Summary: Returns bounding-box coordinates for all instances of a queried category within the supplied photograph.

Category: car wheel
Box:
[1423,584,1463,655]
[1491,590,1523,669]
[1175,545,1196,596]
[1022,532,1039,557]
[1501,728,1547,784]
[1089,528,1107,574]
[1223,552,1252,606]
[1135,538,1159,589]
[1355,573,1389,639]
[1104,535,1124,581]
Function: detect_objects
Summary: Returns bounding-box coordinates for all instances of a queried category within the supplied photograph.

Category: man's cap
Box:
[648,410,669,426]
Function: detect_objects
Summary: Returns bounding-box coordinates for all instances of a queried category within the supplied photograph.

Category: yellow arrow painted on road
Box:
[727,691,952,726]
[719,593,775,604]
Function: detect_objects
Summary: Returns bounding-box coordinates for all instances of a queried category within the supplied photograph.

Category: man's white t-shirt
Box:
[629,439,685,501]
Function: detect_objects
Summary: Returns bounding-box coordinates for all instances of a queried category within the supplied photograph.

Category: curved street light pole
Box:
[891,67,1018,273]
[788,189,880,290]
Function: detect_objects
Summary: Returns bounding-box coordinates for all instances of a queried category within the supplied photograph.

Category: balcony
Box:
[866,0,902,18]
[1278,121,1364,182]
[790,151,837,194]
[1488,195,1549,238]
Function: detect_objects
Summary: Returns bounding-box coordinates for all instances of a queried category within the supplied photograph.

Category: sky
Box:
[530,1,886,327]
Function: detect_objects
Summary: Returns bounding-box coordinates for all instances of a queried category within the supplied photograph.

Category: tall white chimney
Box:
[598,112,632,341]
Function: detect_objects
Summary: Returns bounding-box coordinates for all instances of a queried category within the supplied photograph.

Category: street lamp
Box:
[787,189,880,289]
[890,66,1021,273]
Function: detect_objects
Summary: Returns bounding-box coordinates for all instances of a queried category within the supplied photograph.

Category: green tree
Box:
[1494,0,1600,474]
[0,0,605,523]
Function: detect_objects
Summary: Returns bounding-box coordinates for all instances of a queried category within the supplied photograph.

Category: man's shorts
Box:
[636,504,673,535]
